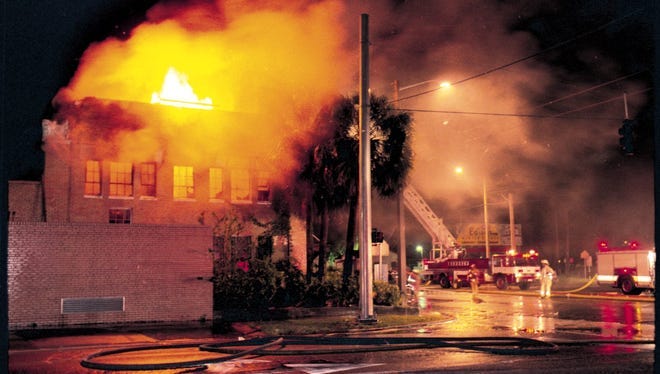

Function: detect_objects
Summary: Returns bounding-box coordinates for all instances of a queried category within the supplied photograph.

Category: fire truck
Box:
[596,241,655,295]
[421,248,541,290]
[402,186,540,290]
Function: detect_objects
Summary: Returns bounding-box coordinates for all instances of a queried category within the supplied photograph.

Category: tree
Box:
[299,93,413,287]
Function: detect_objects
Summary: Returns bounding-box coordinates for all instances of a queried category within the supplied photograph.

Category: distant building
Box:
[7,99,307,329]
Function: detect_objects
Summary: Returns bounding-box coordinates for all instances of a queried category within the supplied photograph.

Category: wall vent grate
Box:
[61,297,125,314]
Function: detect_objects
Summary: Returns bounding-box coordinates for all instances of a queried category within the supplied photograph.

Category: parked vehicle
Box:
[421,248,541,290]
[596,241,655,295]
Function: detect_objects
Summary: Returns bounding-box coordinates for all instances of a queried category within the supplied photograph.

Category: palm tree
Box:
[299,93,413,286]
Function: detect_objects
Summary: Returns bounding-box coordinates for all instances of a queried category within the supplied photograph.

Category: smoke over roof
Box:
[50,0,653,256]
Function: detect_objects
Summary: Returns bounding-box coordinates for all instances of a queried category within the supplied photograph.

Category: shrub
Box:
[213,258,278,310]
[213,260,398,310]
[272,260,306,307]
[373,281,401,306]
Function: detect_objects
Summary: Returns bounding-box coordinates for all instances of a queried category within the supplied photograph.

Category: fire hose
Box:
[81,335,559,371]
[556,274,599,294]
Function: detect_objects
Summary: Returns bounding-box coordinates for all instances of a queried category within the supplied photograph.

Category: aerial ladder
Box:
[402,186,458,261]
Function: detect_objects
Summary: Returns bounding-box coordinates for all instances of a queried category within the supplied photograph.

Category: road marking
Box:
[284,363,384,373]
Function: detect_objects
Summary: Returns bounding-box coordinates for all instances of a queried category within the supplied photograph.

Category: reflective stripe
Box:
[597,275,617,282]
[636,275,652,283]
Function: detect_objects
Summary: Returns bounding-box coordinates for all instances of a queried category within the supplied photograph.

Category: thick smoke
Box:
[52,0,652,257]
[346,1,651,256]
[53,0,355,184]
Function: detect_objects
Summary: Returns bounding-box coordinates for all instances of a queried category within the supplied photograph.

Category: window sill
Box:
[109,196,134,200]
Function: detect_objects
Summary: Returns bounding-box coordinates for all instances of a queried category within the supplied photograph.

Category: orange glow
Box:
[151,67,213,110]
[51,1,354,187]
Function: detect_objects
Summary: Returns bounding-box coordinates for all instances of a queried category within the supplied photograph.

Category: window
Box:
[231,169,250,202]
[140,162,157,197]
[173,165,194,199]
[256,171,270,203]
[257,236,273,259]
[84,160,101,196]
[109,208,131,224]
[109,162,133,197]
[209,167,223,200]
[213,235,252,259]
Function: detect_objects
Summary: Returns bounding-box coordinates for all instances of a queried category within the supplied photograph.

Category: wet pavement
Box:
[7,276,656,373]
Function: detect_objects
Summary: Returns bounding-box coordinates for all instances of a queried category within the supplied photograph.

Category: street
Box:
[9,280,655,373]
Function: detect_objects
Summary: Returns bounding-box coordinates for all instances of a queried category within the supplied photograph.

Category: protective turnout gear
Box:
[539,260,557,298]
[467,264,480,301]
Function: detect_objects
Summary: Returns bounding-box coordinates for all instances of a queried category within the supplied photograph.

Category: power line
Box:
[549,87,652,118]
[397,87,651,121]
[393,7,645,104]
[534,70,648,109]
[397,108,618,121]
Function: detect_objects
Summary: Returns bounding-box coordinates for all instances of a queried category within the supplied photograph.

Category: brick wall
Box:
[8,181,43,222]
[8,222,214,330]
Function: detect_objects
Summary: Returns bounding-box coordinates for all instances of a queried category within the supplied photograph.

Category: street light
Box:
[454,166,490,258]
[454,167,519,256]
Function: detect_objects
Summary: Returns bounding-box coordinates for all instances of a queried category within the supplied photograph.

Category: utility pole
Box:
[358,13,375,323]
[483,178,490,259]
[508,192,516,252]
[393,80,408,301]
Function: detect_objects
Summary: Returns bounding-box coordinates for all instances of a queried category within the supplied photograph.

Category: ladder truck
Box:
[403,186,540,290]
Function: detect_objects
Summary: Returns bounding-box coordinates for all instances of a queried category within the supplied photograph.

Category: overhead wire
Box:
[533,70,648,109]
[391,7,645,105]
[397,87,651,121]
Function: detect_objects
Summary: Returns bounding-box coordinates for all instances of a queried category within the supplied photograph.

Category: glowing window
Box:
[140,162,157,197]
[256,172,270,203]
[84,160,101,196]
[231,169,250,202]
[173,165,195,199]
[109,162,133,197]
[209,168,224,200]
[109,208,131,224]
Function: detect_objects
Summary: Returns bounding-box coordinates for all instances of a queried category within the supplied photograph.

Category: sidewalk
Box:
[9,276,651,352]
[9,322,247,351]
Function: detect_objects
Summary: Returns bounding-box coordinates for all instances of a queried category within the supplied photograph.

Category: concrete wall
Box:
[8,222,213,330]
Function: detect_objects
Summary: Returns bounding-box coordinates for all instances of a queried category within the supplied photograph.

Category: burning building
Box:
[6,0,356,329]
[7,70,310,328]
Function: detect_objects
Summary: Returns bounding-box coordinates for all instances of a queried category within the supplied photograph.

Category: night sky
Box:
[1,0,655,257]
[2,0,159,180]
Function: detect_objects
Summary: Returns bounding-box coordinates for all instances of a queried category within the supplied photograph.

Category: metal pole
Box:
[358,13,374,322]
[508,192,516,252]
[393,80,408,301]
[378,242,383,281]
[483,178,490,258]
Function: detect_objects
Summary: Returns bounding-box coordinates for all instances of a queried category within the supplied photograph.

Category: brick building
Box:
[7,98,307,329]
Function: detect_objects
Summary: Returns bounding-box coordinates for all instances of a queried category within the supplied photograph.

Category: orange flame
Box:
[51,1,354,187]
[151,67,213,110]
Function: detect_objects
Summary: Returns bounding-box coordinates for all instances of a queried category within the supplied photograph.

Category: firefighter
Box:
[539,259,557,298]
[467,263,480,301]
[405,268,420,305]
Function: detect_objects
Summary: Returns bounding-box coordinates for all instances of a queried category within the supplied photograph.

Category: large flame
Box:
[52,0,354,185]
[151,67,213,110]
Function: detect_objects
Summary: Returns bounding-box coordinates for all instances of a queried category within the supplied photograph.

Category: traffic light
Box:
[371,228,384,243]
[618,119,635,155]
